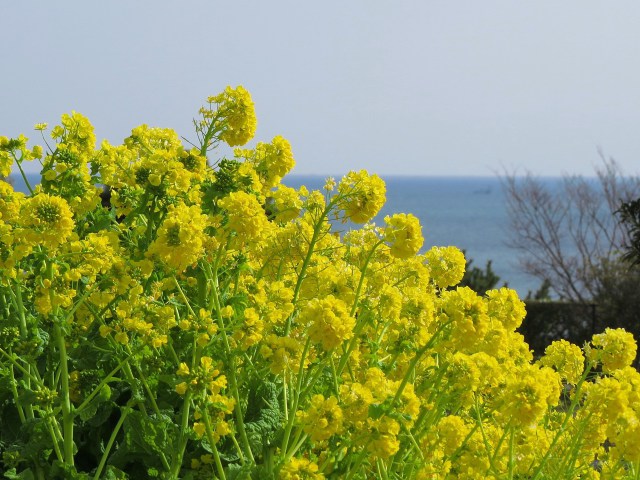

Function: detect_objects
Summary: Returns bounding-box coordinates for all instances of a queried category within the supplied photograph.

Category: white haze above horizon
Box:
[2,1,640,178]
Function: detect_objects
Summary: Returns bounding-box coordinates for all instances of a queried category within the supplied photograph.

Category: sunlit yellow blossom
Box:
[269,185,302,222]
[501,365,561,426]
[339,382,374,428]
[175,382,188,395]
[610,410,640,463]
[207,85,257,147]
[0,181,24,222]
[437,415,471,456]
[587,327,638,373]
[540,339,585,384]
[21,193,74,250]
[297,394,343,442]
[280,457,325,480]
[302,295,355,351]
[235,135,295,191]
[383,213,424,259]
[485,287,526,330]
[232,307,264,350]
[51,111,96,155]
[582,376,629,424]
[438,286,489,351]
[366,417,400,459]
[260,334,306,375]
[176,363,190,377]
[147,202,208,272]
[219,190,270,241]
[337,170,386,223]
[444,352,481,406]
[425,246,466,288]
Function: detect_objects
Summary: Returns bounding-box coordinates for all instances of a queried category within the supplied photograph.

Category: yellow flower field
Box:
[0,86,639,479]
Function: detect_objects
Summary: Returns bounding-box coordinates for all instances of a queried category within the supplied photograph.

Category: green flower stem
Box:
[553,410,592,479]
[0,347,42,386]
[508,426,515,479]
[10,281,37,420]
[350,239,384,317]
[7,365,26,423]
[529,364,593,480]
[230,434,246,465]
[169,390,193,479]
[121,361,148,415]
[399,424,424,461]
[280,337,312,455]
[287,200,337,335]
[298,354,333,400]
[330,357,340,398]
[114,356,173,471]
[132,360,161,416]
[204,262,256,465]
[284,429,308,461]
[93,401,133,480]
[202,407,227,480]
[377,458,390,480]
[13,153,34,195]
[173,275,198,318]
[336,309,373,377]
[53,322,74,466]
[45,416,64,463]
[388,322,451,412]
[344,446,371,480]
[75,353,132,415]
[198,114,222,155]
[282,375,289,421]
[473,395,500,475]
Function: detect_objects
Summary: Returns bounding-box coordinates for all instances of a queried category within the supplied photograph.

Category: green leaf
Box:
[3,468,35,480]
[108,410,177,472]
[243,381,282,455]
[100,466,128,480]
[226,463,254,480]
[125,410,176,456]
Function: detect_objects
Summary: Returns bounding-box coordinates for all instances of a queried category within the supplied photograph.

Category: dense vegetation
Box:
[1,87,639,479]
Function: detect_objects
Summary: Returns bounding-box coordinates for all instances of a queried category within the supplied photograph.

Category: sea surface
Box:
[9,173,549,297]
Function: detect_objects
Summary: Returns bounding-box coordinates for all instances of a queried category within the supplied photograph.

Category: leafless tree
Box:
[502,155,640,303]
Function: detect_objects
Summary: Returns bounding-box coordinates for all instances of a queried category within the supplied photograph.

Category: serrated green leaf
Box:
[243,381,282,455]
[123,410,177,457]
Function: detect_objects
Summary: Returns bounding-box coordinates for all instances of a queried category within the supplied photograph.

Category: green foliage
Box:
[243,380,282,456]
[459,252,502,295]
[618,197,640,266]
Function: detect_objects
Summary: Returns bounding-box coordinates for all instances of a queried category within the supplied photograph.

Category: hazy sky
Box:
[3,1,640,177]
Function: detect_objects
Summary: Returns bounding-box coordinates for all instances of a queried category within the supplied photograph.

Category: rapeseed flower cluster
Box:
[1,86,639,480]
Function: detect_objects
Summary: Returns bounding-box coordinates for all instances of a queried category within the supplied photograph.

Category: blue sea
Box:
[9,173,546,297]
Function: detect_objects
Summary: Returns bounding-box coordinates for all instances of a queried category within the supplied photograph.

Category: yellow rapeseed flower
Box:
[425,246,466,288]
[147,203,208,272]
[383,213,424,259]
[208,85,257,147]
[21,193,74,250]
[302,295,355,351]
[588,328,638,373]
[297,394,344,442]
[337,170,386,223]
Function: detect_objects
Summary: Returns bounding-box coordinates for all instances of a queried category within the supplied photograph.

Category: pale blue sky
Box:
[3,1,640,176]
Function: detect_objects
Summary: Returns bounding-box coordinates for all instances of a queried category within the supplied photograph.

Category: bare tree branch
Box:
[501,156,640,303]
